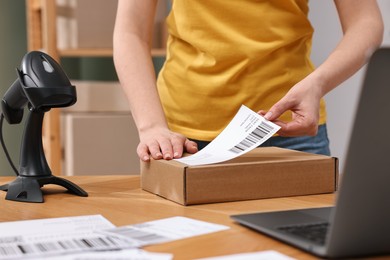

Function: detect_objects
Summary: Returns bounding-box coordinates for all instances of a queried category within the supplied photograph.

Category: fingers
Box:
[171,137,185,159]
[137,138,170,162]
[138,132,198,161]
[259,89,320,136]
[263,98,293,121]
[260,107,319,137]
[171,138,198,158]
[137,143,151,162]
[184,139,198,154]
[277,121,318,137]
[158,138,175,160]
[138,140,165,161]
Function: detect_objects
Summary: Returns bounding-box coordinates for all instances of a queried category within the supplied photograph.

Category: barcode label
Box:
[103,227,169,245]
[0,235,129,258]
[229,121,274,154]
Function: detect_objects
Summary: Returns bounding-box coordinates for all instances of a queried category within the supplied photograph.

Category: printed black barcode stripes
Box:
[0,245,17,256]
[229,121,274,154]
[0,236,127,257]
[35,242,55,252]
[110,227,168,242]
[19,244,35,254]
[58,240,77,250]
[0,244,23,256]
[70,236,125,249]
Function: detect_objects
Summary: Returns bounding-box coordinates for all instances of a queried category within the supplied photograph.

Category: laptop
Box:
[231,48,390,259]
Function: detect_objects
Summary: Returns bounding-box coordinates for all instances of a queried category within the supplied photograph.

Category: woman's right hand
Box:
[137,127,198,162]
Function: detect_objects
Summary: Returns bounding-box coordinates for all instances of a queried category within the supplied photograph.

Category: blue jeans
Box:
[190,124,331,156]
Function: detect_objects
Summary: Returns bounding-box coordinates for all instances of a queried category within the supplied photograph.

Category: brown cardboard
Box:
[56,0,169,49]
[62,81,130,113]
[62,113,139,176]
[141,147,338,205]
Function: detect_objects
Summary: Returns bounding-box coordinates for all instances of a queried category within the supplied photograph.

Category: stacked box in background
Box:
[56,0,169,49]
[61,81,140,176]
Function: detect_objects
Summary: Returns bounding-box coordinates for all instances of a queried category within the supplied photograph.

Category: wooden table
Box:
[0,175,371,259]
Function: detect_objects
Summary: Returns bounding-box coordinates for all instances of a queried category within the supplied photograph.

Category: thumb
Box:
[264,100,291,121]
[184,139,198,154]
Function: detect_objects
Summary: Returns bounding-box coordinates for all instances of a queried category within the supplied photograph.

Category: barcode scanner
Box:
[1,51,76,124]
[0,51,88,202]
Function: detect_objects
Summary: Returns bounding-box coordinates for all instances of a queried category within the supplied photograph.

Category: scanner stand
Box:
[0,175,88,203]
[0,108,88,203]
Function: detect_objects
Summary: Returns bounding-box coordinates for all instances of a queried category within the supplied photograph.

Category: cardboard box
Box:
[61,81,139,176]
[141,147,338,205]
[56,0,169,49]
[62,81,130,113]
[56,0,118,49]
[62,113,139,176]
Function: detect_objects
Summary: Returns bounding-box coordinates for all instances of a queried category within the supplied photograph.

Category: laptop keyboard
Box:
[277,222,329,245]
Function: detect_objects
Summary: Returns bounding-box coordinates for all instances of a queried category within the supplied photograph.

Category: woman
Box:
[113,0,383,161]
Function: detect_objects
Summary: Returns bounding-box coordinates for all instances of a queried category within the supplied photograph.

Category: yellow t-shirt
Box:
[157,0,327,141]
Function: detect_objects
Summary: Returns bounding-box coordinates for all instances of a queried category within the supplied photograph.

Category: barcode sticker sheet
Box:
[99,216,229,248]
[0,215,133,259]
[175,105,281,166]
[0,215,228,259]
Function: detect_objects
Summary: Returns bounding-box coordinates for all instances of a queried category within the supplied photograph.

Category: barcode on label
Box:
[105,227,169,244]
[229,121,274,154]
[0,236,128,258]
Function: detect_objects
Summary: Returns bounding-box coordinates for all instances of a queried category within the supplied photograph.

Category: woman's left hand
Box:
[259,76,322,137]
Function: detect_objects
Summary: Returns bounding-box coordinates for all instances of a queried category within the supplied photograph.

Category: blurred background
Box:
[0,0,389,176]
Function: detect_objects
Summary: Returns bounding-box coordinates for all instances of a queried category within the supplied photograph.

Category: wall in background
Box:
[309,1,389,171]
[0,1,27,176]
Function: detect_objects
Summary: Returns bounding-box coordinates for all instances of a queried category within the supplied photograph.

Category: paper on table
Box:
[175,105,280,166]
[100,216,230,248]
[51,248,173,260]
[197,250,296,260]
[0,215,132,259]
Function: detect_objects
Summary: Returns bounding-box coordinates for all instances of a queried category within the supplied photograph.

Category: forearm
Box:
[262,0,383,136]
[114,34,168,133]
[113,0,168,134]
[112,0,198,160]
[311,0,384,97]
